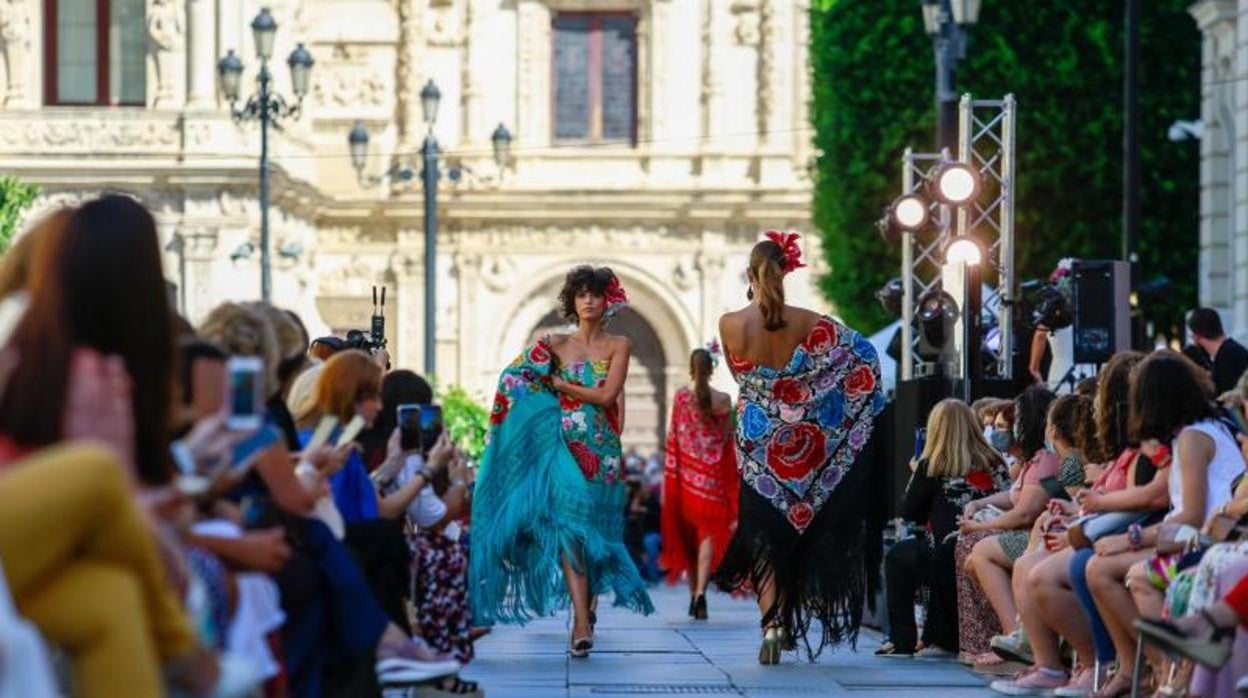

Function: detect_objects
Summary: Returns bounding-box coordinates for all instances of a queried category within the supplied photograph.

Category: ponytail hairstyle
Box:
[690,348,715,417]
[748,239,787,331]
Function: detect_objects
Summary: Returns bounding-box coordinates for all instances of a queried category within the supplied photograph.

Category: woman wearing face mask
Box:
[470,266,653,659]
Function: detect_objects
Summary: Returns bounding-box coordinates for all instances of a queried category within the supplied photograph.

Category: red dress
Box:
[659,387,739,585]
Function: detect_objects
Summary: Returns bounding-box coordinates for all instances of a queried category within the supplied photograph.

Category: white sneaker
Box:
[375,658,461,687]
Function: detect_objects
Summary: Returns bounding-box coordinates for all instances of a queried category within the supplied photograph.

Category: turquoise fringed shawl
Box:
[469,339,654,625]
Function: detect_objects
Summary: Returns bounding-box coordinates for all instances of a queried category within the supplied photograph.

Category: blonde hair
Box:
[198,302,280,399]
[0,209,70,298]
[920,398,1004,479]
[748,239,787,331]
[286,361,323,419]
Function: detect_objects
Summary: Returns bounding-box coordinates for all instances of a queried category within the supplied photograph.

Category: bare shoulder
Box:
[718,310,746,343]
[711,389,732,411]
[786,305,825,331]
[546,332,570,347]
[605,333,632,353]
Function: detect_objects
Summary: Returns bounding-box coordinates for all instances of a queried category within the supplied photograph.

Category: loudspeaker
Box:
[1072,260,1130,365]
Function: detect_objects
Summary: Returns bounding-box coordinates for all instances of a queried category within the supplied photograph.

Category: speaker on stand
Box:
[1072,260,1131,365]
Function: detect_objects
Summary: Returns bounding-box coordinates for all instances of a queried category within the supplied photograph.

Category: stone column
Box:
[391,248,424,374]
[0,0,34,107]
[216,0,242,66]
[186,0,216,107]
[182,231,220,322]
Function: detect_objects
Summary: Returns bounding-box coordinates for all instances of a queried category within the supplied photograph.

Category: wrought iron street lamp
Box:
[217,8,313,302]
[346,83,513,377]
[920,0,979,151]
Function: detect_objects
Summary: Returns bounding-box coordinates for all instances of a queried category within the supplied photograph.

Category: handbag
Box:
[1067,510,1156,550]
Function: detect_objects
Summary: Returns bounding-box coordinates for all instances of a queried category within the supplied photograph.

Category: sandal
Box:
[874,641,914,657]
[1092,669,1133,698]
[434,676,481,695]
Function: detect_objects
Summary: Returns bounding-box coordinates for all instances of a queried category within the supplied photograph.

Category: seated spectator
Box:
[957,385,1057,670]
[878,399,1009,657]
[1087,351,1242,696]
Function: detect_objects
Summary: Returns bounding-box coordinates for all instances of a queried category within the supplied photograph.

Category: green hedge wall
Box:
[811,0,1200,337]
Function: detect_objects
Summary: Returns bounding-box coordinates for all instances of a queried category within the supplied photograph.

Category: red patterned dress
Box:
[660,387,739,585]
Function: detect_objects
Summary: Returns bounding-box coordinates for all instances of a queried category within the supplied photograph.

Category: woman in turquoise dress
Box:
[469,265,653,658]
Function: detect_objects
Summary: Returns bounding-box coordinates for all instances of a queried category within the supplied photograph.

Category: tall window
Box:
[45,0,146,105]
[552,13,637,144]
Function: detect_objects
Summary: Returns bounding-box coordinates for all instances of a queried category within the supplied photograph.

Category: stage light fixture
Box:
[876,277,906,317]
[1026,284,1073,331]
[929,161,980,206]
[891,193,930,230]
[917,288,959,353]
[944,235,983,266]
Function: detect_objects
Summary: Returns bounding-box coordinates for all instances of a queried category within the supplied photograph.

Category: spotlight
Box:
[944,235,983,266]
[875,277,906,317]
[917,287,959,357]
[929,161,980,206]
[891,193,930,230]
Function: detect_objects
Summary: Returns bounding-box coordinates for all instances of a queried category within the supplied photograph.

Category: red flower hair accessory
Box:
[705,339,722,368]
[764,230,806,275]
[603,274,629,320]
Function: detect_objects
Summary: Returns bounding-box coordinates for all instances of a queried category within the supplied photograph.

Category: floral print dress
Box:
[557,357,624,485]
[470,338,652,625]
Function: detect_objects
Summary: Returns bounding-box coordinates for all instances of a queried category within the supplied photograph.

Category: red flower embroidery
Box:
[845,365,876,398]
[560,393,583,411]
[727,352,755,375]
[567,441,600,479]
[801,320,838,355]
[490,393,510,425]
[772,378,812,405]
[764,230,807,274]
[966,470,994,492]
[765,423,827,482]
[787,502,815,530]
[529,341,552,365]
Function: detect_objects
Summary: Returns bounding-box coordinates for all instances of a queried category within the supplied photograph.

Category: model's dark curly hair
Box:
[558,265,616,325]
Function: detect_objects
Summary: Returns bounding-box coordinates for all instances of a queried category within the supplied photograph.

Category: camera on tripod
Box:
[345,286,387,352]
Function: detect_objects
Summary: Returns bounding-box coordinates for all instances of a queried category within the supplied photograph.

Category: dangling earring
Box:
[747,288,754,301]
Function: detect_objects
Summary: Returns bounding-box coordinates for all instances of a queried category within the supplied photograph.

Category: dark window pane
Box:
[553,15,590,141]
[600,17,636,142]
[57,0,98,103]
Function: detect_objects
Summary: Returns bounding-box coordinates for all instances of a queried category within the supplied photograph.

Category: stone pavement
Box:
[459,583,998,697]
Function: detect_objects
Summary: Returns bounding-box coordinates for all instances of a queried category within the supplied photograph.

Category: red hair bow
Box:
[765,230,806,274]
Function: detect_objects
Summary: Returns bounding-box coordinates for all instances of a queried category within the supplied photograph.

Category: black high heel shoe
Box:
[693,594,708,621]
[688,596,696,618]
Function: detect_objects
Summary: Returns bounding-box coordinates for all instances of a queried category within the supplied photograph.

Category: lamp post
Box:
[921,0,979,152]
[347,84,513,377]
[217,8,313,302]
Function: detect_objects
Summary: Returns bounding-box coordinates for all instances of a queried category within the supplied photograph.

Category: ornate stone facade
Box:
[1,0,817,452]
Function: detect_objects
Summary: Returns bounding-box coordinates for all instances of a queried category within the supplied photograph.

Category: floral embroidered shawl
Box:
[727,316,884,533]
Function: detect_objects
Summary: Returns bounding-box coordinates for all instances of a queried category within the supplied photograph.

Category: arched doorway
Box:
[527,307,668,454]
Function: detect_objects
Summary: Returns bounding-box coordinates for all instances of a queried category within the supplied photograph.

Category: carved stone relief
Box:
[730,0,759,45]
[147,0,184,106]
[312,50,388,109]
[0,117,181,150]
[0,0,32,105]
[427,0,464,47]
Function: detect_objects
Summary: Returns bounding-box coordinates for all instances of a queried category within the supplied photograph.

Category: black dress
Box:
[884,457,1008,653]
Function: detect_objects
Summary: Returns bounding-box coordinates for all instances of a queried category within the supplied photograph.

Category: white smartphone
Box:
[335,414,367,447]
[306,415,339,452]
[225,356,265,431]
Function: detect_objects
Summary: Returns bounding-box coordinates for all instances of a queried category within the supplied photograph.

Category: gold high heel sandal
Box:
[758,627,781,665]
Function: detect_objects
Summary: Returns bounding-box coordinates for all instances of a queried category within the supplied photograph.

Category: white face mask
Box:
[983,425,994,441]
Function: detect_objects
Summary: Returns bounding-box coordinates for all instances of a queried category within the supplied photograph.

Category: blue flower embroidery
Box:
[853,334,877,362]
[818,391,845,428]
[742,403,770,441]
[872,391,886,416]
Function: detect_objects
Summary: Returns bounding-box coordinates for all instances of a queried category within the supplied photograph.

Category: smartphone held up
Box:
[226,356,264,431]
